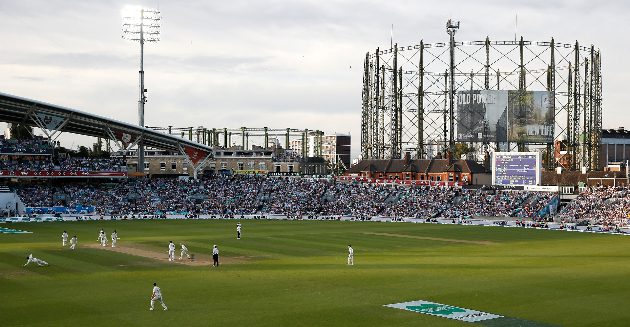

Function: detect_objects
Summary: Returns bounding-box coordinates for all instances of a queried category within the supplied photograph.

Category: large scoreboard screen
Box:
[492,152,541,186]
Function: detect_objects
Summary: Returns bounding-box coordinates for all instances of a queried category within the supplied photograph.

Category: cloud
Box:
[0,0,628,160]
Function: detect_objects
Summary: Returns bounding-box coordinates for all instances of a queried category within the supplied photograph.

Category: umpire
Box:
[212,244,219,267]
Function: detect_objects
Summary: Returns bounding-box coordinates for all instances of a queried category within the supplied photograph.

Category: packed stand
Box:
[0,136,52,154]
[15,175,557,219]
[0,157,125,172]
[558,186,630,230]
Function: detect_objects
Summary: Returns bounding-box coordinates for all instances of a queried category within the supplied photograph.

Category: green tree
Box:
[77,145,91,157]
[454,143,475,160]
[9,123,32,140]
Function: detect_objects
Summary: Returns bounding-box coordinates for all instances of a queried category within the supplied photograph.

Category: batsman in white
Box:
[150,282,168,311]
[168,241,176,262]
[179,243,189,260]
[347,244,354,265]
[24,254,48,266]
[62,231,68,247]
[70,235,78,250]
[111,230,118,248]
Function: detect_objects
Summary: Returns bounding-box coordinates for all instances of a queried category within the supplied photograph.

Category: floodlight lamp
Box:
[121,5,161,42]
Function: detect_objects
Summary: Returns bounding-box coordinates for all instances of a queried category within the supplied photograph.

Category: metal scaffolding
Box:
[146,126,325,157]
[361,34,602,171]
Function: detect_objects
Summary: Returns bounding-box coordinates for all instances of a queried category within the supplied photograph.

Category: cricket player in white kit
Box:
[179,243,189,260]
[111,230,118,248]
[24,254,48,266]
[101,231,108,247]
[70,235,78,250]
[168,241,176,261]
[347,245,354,265]
[150,282,168,311]
[237,223,242,239]
[62,231,68,247]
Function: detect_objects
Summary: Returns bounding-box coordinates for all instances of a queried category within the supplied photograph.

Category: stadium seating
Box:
[15,175,558,219]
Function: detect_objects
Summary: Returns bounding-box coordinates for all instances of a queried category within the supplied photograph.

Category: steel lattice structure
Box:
[361,36,602,170]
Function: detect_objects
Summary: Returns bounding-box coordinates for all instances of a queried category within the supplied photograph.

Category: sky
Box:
[0,0,628,160]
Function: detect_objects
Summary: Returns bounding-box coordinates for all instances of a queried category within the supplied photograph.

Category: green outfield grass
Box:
[2,219,630,326]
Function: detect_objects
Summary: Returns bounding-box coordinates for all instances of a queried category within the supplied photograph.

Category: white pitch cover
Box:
[384,300,503,323]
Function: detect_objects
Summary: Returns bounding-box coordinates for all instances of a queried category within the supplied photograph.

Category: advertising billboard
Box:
[492,151,541,186]
[456,90,508,143]
[507,91,554,143]
[457,90,553,144]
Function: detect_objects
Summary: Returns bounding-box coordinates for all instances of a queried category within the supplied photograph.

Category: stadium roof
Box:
[0,91,213,154]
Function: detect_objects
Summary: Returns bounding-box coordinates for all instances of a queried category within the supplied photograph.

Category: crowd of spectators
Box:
[0,157,126,172]
[0,137,125,172]
[558,186,630,229]
[15,175,557,219]
[0,136,52,154]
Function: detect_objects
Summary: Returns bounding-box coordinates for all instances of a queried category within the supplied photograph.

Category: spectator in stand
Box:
[15,175,558,221]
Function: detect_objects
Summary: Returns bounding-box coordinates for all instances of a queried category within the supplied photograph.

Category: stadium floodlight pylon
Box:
[122,5,161,174]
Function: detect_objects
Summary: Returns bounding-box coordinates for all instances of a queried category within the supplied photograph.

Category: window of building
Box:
[436,175,442,181]
[220,162,227,170]
[171,162,177,170]
[144,162,150,171]
[237,162,244,170]
[288,165,294,173]
[259,162,267,170]
[275,165,281,173]
[160,162,166,171]
[248,161,254,169]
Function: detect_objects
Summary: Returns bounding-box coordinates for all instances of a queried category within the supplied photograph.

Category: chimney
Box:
[446,150,453,164]
[404,152,411,165]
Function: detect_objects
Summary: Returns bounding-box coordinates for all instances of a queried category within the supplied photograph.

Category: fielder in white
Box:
[24,254,48,266]
[237,223,242,239]
[179,243,189,260]
[111,230,118,248]
[347,245,354,265]
[101,231,108,247]
[62,231,68,247]
[150,282,168,311]
[168,241,176,261]
[70,235,78,250]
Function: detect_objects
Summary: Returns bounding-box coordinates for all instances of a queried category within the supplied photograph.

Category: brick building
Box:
[345,157,490,185]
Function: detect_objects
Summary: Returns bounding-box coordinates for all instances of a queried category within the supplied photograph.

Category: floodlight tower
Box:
[122,6,161,173]
[446,19,459,161]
